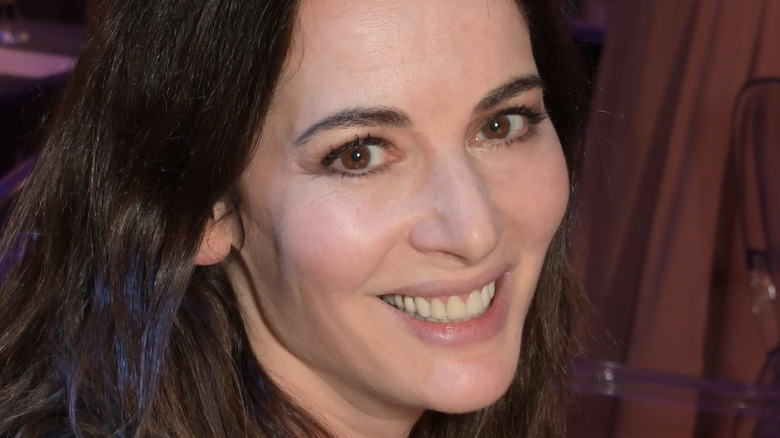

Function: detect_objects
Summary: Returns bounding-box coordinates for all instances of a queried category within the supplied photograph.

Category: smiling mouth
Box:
[380,281,496,323]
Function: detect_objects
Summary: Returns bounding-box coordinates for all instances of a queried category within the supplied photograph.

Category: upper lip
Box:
[378,263,508,298]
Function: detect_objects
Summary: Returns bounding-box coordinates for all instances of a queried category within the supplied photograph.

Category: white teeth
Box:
[446,296,467,320]
[480,286,490,308]
[430,298,447,320]
[403,296,416,313]
[381,281,496,323]
[414,296,431,317]
[466,291,483,317]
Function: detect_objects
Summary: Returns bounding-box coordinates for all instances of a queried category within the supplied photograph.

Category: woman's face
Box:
[225,0,569,434]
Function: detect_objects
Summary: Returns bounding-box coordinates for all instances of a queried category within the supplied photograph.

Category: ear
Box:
[196,201,240,266]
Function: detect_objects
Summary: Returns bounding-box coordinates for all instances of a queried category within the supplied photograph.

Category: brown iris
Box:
[340,145,371,170]
[480,115,513,140]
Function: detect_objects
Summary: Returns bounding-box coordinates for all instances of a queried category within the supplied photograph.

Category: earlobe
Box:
[196,201,240,266]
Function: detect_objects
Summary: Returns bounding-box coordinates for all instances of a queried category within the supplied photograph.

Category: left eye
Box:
[475,114,527,141]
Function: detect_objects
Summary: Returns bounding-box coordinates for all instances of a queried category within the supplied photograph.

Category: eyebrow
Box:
[472,74,546,116]
[293,107,412,147]
[292,74,545,147]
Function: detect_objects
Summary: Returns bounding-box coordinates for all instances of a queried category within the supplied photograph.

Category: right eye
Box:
[336,143,387,171]
[321,134,395,176]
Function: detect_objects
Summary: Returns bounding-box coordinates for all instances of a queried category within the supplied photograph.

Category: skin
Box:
[205,0,570,436]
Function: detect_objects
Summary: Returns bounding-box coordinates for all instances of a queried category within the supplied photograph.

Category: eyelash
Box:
[319,105,548,178]
[320,134,391,177]
[478,105,547,147]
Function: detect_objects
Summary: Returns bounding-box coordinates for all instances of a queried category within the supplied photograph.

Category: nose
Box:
[408,151,503,263]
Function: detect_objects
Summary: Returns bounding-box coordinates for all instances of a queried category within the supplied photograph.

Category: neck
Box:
[274,364,424,438]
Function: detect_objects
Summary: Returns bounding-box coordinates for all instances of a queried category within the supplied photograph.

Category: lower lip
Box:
[387,272,511,347]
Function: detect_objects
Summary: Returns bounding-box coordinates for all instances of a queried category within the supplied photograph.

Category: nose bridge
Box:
[409,149,503,262]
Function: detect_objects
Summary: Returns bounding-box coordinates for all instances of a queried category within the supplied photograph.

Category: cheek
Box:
[532,154,570,236]
[274,190,393,292]
[494,145,570,247]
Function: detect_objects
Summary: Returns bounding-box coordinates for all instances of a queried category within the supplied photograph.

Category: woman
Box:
[0,0,587,436]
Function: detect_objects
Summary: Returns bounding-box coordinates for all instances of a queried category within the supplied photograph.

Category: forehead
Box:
[274,0,534,129]
[294,0,527,59]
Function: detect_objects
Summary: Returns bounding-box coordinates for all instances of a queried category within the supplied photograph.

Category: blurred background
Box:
[568,0,780,436]
[0,0,88,177]
[1,0,779,436]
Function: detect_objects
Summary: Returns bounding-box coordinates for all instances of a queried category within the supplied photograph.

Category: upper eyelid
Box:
[321,135,389,165]
[483,105,547,123]
[321,136,396,177]
[472,106,546,144]
[469,99,547,140]
[472,105,546,136]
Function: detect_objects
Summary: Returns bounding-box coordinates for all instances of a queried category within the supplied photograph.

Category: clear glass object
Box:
[571,359,780,437]
[745,251,780,436]
[749,251,780,350]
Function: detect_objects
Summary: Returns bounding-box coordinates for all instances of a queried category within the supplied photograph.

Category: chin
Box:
[418,360,518,414]
[425,386,511,414]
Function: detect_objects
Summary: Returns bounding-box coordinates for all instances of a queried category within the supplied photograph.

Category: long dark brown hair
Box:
[0,0,587,436]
